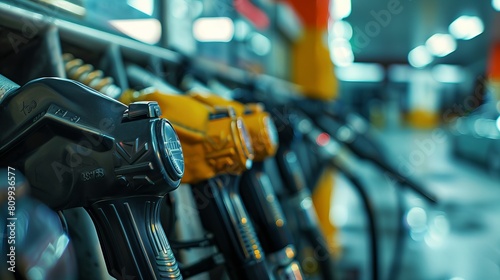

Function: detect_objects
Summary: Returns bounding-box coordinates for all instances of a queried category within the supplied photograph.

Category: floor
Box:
[332,127,500,280]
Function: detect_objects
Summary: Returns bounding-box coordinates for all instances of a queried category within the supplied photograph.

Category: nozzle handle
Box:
[375,158,438,204]
[88,195,182,280]
[193,176,272,280]
[240,166,294,255]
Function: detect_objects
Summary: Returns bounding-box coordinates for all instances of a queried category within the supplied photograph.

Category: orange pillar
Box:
[287,0,338,100]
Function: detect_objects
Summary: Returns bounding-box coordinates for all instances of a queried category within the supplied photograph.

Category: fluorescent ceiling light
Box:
[426,33,456,57]
[449,16,484,40]
[331,0,351,20]
[431,64,464,83]
[234,19,251,41]
[474,118,499,138]
[193,17,234,42]
[493,0,500,11]
[249,33,272,56]
[408,46,433,68]
[336,63,385,82]
[332,20,353,40]
[329,38,354,67]
[109,19,161,44]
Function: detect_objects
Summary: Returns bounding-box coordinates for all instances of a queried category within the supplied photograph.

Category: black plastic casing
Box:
[192,175,273,280]
[0,78,183,279]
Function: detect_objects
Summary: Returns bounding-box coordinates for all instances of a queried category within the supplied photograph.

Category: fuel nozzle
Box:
[0,76,184,279]
[189,92,278,161]
[188,91,304,279]
[120,91,254,184]
[120,86,276,279]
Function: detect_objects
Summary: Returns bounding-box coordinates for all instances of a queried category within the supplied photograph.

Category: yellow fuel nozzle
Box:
[189,92,278,162]
[119,90,254,184]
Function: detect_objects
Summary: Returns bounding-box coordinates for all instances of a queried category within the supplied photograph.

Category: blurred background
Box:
[158,0,500,279]
[2,0,500,279]
[162,0,500,279]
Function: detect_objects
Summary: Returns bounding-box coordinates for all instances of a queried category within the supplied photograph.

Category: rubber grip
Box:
[193,177,272,280]
[241,167,293,254]
[88,196,181,280]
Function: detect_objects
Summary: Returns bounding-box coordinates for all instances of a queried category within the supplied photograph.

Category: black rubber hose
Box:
[314,114,437,204]
[332,162,379,280]
[370,158,437,204]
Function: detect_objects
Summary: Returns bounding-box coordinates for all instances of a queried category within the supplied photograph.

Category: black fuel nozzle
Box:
[0,76,184,279]
[192,175,273,280]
